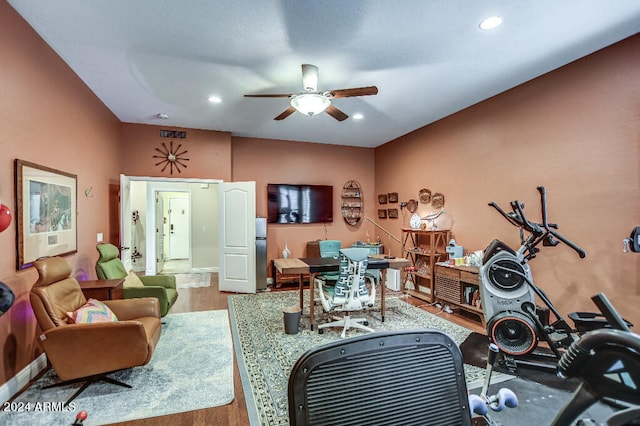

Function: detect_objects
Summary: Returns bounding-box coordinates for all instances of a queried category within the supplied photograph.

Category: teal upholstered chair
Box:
[317,240,342,284]
[95,243,178,317]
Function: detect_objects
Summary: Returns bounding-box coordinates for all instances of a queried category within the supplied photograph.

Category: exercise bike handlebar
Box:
[537,186,587,258]
[488,187,587,258]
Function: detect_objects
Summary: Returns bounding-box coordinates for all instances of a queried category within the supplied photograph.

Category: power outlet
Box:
[97,233,104,243]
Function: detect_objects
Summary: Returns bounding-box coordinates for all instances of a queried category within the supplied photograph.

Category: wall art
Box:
[15,159,77,269]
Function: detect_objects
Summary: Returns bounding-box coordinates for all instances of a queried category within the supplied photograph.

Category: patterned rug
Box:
[5,310,233,425]
[229,290,513,426]
[173,272,212,288]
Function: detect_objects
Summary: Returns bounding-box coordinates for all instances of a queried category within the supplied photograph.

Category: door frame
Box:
[121,176,222,275]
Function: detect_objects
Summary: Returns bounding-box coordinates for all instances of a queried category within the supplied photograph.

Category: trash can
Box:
[283,306,302,334]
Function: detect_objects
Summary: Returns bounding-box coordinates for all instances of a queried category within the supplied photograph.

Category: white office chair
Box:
[315,247,376,337]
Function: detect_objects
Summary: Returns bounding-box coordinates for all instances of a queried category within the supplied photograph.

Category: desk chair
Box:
[315,247,376,337]
[288,329,472,425]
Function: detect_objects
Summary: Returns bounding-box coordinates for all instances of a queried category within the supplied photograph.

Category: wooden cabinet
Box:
[402,229,450,303]
[434,263,484,324]
[341,180,363,226]
[306,240,321,258]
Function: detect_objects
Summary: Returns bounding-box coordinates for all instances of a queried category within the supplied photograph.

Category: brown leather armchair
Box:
[30,256,162,403]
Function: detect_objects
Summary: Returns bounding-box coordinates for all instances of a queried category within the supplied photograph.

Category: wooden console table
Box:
[78,278,124,300]
[434,263,484,324]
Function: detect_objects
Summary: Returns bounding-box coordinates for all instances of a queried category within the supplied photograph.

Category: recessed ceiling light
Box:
[208,95,222,103]
[480,16,502,30]
[353,113,364,120]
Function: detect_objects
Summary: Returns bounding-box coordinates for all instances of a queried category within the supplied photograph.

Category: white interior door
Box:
[119,174,132,271]
[219,181,256,293]
[155,195,164,273]
[169,197,190,259]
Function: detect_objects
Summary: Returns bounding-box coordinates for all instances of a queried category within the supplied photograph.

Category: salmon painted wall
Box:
[120,123,232,181]
[375,34,640,327]
[2,0,639,394]
[0,1,121,385]
[232,137,376,271]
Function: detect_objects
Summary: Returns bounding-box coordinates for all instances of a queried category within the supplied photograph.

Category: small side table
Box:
[78,278,124,300]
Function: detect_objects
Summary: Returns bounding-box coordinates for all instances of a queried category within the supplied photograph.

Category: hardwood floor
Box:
[109,274,485,426]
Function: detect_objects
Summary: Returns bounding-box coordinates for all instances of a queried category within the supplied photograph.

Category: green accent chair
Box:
[95,243,178,317]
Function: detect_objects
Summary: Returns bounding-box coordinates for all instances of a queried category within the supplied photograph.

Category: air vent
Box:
[159,129,187,139]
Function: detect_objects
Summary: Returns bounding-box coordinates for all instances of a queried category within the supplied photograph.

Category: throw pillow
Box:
[123,270,145,288]
[67,298,118,324]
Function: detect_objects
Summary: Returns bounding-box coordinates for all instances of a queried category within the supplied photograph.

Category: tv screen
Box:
[267,184,333,224]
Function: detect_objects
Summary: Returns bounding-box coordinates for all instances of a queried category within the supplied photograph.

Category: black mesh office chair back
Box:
[288,329,472,425]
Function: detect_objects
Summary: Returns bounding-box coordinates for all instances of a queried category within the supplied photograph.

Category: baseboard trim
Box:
[0,353,48,404]
[191,267,218,273]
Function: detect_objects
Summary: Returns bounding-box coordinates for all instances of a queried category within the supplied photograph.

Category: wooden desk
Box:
[274,255,410,330]
[78,278,124,300]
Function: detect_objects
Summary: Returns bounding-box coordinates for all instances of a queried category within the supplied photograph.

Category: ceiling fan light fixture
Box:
[480,16,502,30]
[290,93,331,116]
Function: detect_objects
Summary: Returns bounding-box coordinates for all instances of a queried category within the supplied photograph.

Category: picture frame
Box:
[378,194,388,204]
[388,208,398,219]
[388,192,398,203]
[15,159,78,270]
[378,209,387,219]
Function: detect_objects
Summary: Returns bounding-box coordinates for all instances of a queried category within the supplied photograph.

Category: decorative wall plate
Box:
[431,192,445,209]
[419,188,431,204]
[406,199,418,213]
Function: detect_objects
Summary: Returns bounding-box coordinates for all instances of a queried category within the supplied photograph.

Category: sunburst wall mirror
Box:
[153,141,189,174]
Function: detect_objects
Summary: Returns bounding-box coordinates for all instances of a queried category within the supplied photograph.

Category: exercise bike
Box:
[470,292,640,425]
[479,186,595,371]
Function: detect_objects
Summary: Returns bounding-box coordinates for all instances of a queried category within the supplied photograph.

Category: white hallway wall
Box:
[129,179,219,273]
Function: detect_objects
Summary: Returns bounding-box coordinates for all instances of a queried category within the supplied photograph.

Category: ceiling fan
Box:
[244,64,378,121]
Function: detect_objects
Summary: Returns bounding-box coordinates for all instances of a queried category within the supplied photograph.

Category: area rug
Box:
[5,310,233,426]
[173,272,211,288]
[229,290,513,426]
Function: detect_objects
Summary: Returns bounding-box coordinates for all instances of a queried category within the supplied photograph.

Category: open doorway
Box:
[123,177,221,276]
[156,191,191,274]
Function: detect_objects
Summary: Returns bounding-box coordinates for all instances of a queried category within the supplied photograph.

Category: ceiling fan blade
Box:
[325,105,348,122]
[274,106,297,120]
[301,64,319,92]
[244,93,292,98]
[329,86,378,98]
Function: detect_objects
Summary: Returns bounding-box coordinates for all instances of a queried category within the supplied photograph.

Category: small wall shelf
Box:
[341,180,363,226]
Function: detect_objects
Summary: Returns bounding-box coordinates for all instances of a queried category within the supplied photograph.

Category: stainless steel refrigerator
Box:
[256,217,268,290]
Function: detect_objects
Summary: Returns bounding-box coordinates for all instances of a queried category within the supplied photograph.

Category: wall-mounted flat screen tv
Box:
[267,184,333,224]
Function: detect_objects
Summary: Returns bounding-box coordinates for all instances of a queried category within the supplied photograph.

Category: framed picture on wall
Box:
[388,192,398,203]
[15,159,78,270]
[378,209,387,219]
[378,194,388,204]
[388,208,398,219]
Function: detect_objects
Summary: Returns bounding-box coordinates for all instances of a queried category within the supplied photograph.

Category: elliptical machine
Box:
[479,186,587,371]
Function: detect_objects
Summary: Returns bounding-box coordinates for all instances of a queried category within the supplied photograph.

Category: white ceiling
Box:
[8,1,640,148]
